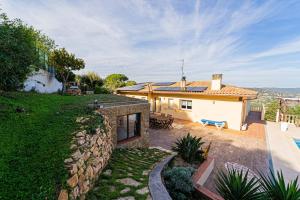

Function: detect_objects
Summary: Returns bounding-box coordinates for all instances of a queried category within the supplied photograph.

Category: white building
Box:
[24,68,62,93]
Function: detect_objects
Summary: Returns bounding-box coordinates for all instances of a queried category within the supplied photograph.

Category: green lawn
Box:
[86,148,170,200]
[0,92,126,200]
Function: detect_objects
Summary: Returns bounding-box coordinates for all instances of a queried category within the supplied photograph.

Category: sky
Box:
[1,0,300,87]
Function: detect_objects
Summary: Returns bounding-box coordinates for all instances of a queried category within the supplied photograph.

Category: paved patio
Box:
[149,111,269,192]
[265,121,300,185]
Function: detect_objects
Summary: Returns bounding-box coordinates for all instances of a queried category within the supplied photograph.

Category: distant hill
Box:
[250,88,300,98]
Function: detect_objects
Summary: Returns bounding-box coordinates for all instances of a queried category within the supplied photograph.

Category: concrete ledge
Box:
[149,154,175,200]
[192,157,214,186]
[195,185,224,200]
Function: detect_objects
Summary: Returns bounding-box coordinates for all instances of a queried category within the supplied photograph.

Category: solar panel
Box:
[187,87,207,92]
[152,82,176,86]
[117,84,145,91]
[154,87,207,92]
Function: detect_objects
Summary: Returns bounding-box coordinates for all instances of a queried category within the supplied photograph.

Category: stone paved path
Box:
[149,111,269,192]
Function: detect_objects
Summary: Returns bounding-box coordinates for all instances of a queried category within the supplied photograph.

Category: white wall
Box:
[24,69,62,93]
[123,94,244,130]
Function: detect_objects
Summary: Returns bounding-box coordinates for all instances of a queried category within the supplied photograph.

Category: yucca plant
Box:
[215,168,263,200]
[172,133,204,163]
[259,170,300,200]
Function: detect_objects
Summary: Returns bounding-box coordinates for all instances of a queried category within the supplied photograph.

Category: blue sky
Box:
[1,0,300,87]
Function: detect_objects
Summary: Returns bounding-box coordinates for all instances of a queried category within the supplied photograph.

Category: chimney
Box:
[211,74,222,90]
[180,76,187,91]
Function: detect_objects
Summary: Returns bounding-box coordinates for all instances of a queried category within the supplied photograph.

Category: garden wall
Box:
[58,116,114,200]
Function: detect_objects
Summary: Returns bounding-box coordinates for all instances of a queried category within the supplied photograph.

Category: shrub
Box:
[215,168,263,200]
[164,167,195,200]
[94,85,111,94]
[259,170,300,200]
[172,133,204,163]
[264,100,280,121]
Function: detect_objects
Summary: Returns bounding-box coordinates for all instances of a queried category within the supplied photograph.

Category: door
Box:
[155,98,161,113]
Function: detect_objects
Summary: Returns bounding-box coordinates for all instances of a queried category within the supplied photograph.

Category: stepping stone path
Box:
[142,170,150,176]
[120,187,130,194]
[110,186,116,192]
[117,178,141,187]
[117,196,135,200]
[136,187,149,195]
[103,169,112,176]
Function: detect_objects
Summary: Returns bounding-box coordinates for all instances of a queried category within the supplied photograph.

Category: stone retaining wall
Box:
[58,116,113,200]
[58,102,149,200]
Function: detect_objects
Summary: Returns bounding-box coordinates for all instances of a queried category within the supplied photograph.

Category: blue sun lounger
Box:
[198,119,226,130]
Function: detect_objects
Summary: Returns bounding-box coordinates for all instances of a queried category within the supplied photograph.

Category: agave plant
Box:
[259,170,300,200]
[172,133,204,163]
[215,168,263,200]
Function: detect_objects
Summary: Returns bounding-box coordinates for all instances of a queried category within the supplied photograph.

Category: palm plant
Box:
[259,170,300,200]
[172,133,204,163]
[215,168,263,200]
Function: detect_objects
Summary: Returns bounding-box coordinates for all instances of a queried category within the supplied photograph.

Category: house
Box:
[116,74,257,131]
[24,68,62,93]
[23,48,62,93]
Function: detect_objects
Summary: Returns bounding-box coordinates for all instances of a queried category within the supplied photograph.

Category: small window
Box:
[168,98,175,109]
[181,100,192,110]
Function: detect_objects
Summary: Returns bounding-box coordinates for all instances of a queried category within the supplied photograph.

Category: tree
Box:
[49,48,85,92]
[104,74,129,91]
[265,100,280,122]
[126,80,137,86]
[0,11,55,91]
[80,71,103,90]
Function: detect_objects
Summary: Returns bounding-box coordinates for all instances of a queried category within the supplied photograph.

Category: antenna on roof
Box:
[180,59,185,80]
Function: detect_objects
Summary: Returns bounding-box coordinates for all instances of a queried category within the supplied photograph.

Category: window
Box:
[117,113,141,142]
[181,100,192,110]
[141,97,147,100]
[168,98,176,109]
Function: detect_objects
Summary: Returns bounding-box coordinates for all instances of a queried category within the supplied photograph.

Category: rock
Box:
[76,117,84,123]
[71,186,79,199]
[64,158,73,164]
[72,150,82,160]
[136,187,149,195]
[58,189,68,200]
[70,144,77,150]
[127,172,133,176]
[83,152,91,161]
[76,131,85,138]
[97,138,103,146]
[117,178,141,187]
[86,165,94,178]
[120,187,130,194]
[117,197,135,200]
[146,195,152,200]
[69,164,78,175]
[77,167,84,175]
[78,139,85,145]
[67,174,78,188]
[128,167,133,171]
[103,169,112,176]
[92,147,99,157]
[93,165,102,175]
[142,170,150,176]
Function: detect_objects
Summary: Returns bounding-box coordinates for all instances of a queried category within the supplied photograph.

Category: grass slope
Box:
[0,92,120,200]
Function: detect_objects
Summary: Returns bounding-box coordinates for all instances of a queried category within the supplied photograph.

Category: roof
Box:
[117,81,258,98]
[88,94,148,109]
